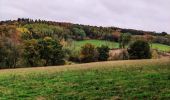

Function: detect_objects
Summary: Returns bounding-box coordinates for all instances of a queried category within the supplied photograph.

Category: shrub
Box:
[151,49,160,59]
[128,40,151,59]
[69,50,81,63]
[80,43,98,63]
[97,45,110,61]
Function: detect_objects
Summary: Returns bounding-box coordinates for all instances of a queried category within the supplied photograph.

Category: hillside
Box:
[0,18,170,69]
[0,58,170,99]
[0,18,169,36]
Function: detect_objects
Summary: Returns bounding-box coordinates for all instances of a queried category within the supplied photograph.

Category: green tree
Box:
[38,37,65,66]
[97,45,110,61]
[23,23,71,40]
[23,37,65,67]
[0,38,19,68]
[72,28,86,40]
[119,33,132,48]
[81,43,98,63]
[23,39,42,67]
[128,40,151,59]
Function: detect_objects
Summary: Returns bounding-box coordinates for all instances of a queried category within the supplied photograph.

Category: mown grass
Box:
[70,40,170,52]
[0,58,170,100]
[70,40,119,50]
[152,43,170,52]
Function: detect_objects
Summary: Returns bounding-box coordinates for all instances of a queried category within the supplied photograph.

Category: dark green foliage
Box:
[72,28,86,40]
[128,40,151,59]
[81,43,98,63]
[23,37,65,67]
[97,45,110,61]
[38,37,65,66]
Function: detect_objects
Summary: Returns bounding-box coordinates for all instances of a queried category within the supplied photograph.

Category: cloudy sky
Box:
[0,0,170,33]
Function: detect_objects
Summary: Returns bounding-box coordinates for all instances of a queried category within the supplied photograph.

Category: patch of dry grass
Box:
[0,58,169,76]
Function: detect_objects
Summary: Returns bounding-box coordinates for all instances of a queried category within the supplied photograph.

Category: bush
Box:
[80,43,98,63]
[97,45,110,61]
[128,40,151,59]
[69,50,81,63]
[151,49,160,59]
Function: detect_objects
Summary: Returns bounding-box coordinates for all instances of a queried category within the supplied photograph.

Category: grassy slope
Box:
[71,40,170,52]
[152,43,170,52]
[71,40,119,50]
[0,58,170,99]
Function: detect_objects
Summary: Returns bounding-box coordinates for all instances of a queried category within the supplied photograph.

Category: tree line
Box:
[0,18,169,69]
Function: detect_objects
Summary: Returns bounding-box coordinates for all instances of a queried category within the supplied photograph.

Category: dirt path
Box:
[160,52,170,59]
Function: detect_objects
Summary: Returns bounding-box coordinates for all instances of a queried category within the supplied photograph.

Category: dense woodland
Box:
[0,18,170,69]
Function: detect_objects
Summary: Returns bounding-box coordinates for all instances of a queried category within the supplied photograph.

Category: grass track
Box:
[0,58,170,99]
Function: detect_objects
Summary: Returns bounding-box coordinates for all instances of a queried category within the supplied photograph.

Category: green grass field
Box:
[152,43,170,52]
[70,40,170,52]
[70,40,119,50]
[0,58,170,99]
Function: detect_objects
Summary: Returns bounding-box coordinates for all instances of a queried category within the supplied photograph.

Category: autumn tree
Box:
[23,37,65,67]
[38,37,65,66]
[23,39,42,67]
[144,33,154,47]
[81,43,98,63]
[112,30,121,42]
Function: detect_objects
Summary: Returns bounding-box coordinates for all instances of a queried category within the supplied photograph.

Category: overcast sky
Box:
[0,0,170,33]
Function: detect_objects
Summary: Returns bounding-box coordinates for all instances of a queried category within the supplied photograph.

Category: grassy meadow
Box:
[152,43,170,52]
[70,40,119,50]
[0,58,170,99]
[69,39,170,52]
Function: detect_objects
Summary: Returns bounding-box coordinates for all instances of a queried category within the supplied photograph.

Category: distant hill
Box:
[0,18,168,36]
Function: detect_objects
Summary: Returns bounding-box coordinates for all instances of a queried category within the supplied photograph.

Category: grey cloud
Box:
[0,0,170,33]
